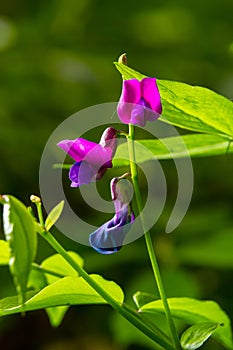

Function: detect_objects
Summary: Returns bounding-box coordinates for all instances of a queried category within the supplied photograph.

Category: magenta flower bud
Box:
[117,77,162,127]
[89,176,135,254]
[99,127,118,155]
[57,128,117,187]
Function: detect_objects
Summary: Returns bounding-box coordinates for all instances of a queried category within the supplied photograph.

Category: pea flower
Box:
[117,77,162,127]
[57,127,117,187]
[89,175,135,254]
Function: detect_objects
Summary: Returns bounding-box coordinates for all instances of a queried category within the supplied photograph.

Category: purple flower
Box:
[117,77,162,127]
[57,127,117,187]
[89,176,135,254]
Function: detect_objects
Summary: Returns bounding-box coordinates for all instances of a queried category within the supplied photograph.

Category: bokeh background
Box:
[0,0,233,349]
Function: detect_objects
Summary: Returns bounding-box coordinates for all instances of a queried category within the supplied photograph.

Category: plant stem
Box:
[39,229,174,350]
[31,263,66,278]
[127,124,181,350]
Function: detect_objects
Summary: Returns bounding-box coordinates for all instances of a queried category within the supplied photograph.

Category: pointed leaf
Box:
[45,200,64,231]
[181,322,220,350]
[1,195,38,303]
[114,62,146,80]
[46,306,68,328]
[0,240,10,265]
[114,62,233,138]
[158,80,233,138]
[141,297,233,350]
[0,275,124,316]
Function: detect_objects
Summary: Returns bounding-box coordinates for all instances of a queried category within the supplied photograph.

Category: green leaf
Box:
[0,275,124,316]
[1,195,38,303]
[28,266,47,290]
[113,134,233,166]
[181,322,220,350]
[114,62,146,80]
[41,251,83,284]
[45,306,68,328]
[158,80,233,138]
[0,240,10,265]
[45,200,64,231]
[140,297,233,350]
[41,251,84,327]
[28,252,84,327]
[114,62,233,139]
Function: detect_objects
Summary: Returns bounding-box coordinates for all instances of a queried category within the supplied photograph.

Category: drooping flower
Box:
[117,77,162,127]
[89,175,135,254]
[57,127,117,187]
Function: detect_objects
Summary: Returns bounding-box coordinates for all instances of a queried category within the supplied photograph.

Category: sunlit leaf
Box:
[158,80,233,138]
[1,195,38,303]
[28,266,47,290]
[114,62,233,138]
[180,322,220,350]
[28,252,84,327]
[140,297,233,350]
[45,200,64,231]
[0,275,124,316]
[41,251,83,284]
[0,240,10,265]
[41,251,84,327]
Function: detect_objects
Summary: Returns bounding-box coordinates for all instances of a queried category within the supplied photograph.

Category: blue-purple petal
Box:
[89,210,134,254]
[69,162,94,187]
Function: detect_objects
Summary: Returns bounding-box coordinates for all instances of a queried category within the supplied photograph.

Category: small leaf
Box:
[45,200,64,231]
[45,306,68,328]
[0,240,10,265]
[1,195,38,303]
[141,297,233,350]
[181,322,220,350]
[0,275,124,316]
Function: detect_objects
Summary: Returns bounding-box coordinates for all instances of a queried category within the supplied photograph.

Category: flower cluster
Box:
[58,77,162,253]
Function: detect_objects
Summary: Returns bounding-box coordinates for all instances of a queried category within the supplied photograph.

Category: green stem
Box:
[39,229,174,350]
[32,263,66,278]
[127,124,181,350]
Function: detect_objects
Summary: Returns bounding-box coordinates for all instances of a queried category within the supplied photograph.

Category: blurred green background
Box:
[0,0,233,349]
